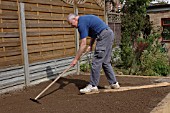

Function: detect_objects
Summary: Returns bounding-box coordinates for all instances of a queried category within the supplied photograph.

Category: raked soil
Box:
[0,74,170,113]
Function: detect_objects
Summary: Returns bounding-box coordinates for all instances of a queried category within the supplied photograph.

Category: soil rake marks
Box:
[30,52,88,103]
[30,66,72,103]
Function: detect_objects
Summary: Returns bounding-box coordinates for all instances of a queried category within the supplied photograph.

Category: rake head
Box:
[30,98,41,104]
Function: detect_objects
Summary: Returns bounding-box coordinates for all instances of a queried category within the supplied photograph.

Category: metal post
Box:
[19,3,30,86]
[104,0,108,25]
[74,2,80,75]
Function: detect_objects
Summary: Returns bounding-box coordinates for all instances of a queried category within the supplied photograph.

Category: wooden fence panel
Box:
[22,0,75,64]
[0,0,106,94]
[0,0,105,69]
[108,12,122,46]
[0,0,22,69]
[77,0,105,46]
[78,0,104,17]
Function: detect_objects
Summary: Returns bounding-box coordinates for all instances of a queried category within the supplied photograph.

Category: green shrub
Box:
[80,62,91,72]
[111,46,122,66]
[140,48,170,76]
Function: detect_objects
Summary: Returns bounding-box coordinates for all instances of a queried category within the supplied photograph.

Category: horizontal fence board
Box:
[0,41,20,47]
[2,55,22,61]
[1,20,18,24]
[27,31,74,37]
[25,3,73,14]
[25,14,67,21]
[2,29,19,33]
[19,0,72,7]
[0,61,22,68]
[2,10,18,15]
[26,20,65,25]
[0,50,21,57]
[28,44,75,53]
[26,23,70,28]
[0,56,22,69]
[0,23,19,29]
[26,28,66,33]
[1,0,17,5]
[0,32,19,38]
[3,46,21,51]
[78,10,104,16]
[27,36,74,45]
[26,27,64,31]
[0,14,18,19]
[29,52,74,64]
[0,4,18,11]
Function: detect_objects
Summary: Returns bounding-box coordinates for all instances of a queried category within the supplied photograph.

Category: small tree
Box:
[119,0,170,76]
[120,0,152,73]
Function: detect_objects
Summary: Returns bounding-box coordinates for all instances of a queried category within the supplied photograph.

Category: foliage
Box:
[111,46,122,66]
[140,48,170,76]
[118,0,170,76]
[80,55,92,72]
[80,62,91,72]
[162,29,170,40]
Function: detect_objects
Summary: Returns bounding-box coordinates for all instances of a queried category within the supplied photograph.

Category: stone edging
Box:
[150,92,170,113]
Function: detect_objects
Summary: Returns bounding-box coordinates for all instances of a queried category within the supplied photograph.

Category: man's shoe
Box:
[111,82,120,89]
[80,84,98,93]
[104,82,120,89]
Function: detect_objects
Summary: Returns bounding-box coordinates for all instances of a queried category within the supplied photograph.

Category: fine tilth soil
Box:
[0,74,170,113]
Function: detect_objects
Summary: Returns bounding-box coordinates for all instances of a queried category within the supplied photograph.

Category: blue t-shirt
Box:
[77,15,108,39]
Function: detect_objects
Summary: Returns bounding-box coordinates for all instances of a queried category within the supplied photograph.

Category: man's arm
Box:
[70,38,87,67]
[86,38,95,52]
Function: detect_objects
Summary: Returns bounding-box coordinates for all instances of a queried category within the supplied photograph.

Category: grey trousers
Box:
[89,28,117,86]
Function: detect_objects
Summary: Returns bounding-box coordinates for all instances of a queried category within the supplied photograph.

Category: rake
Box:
[30,52,88,103]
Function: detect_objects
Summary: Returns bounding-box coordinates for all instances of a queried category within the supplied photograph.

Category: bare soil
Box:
[0,74,170,113]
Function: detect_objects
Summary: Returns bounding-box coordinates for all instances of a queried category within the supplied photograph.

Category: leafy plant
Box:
[118,0,170,76]
[162,29,170,40]
[111,46,122,66]
[80,62,91,72]
[140,48,170,76]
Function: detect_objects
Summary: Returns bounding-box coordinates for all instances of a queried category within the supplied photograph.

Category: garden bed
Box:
[0,74,170,113]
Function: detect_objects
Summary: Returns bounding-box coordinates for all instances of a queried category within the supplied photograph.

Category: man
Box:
[67,14,120,93]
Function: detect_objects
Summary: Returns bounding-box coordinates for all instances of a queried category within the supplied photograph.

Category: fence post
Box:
[104,0,108,25]
[74,2,80,75]
[18,2,30,86]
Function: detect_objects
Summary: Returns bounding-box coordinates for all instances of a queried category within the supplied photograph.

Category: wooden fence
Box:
[0,0,105,93]
[0,0,105,69]
[107,12,121,46]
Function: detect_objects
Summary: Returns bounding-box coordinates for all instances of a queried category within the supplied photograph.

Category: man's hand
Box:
[86,46,92,52]
[70,59,78,67]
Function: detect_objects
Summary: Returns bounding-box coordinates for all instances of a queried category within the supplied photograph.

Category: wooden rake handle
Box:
[34,66,72,100]
[34,51,88,100]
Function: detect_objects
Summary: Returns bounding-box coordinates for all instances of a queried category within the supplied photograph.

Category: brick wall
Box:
[148,11,170,64]
[148,11,170,33]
